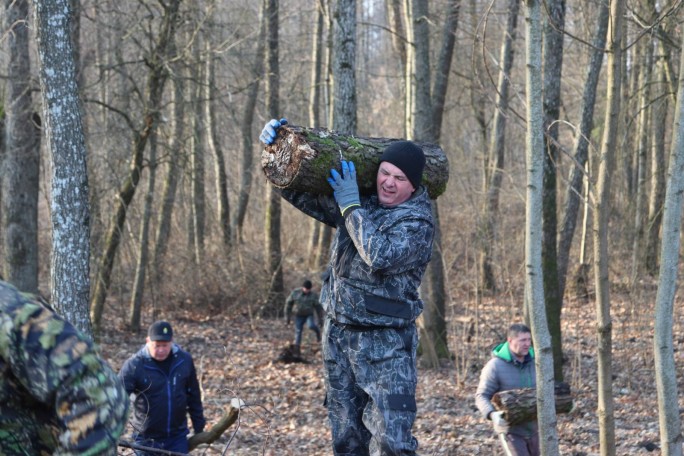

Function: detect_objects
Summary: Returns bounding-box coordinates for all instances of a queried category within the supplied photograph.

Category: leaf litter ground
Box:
[103,293,671,455]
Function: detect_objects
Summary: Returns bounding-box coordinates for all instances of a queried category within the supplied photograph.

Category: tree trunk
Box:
[190,36,206,268]
[35,0,92,334]
[90,0,181,334]
[3,0,40,294]
[431,0,460,142]
[264,0,284,314]
[233,2,266,244]
[307,0,328,265]
[542,0,565,383]
[478,0,519,294]
[260,125,449,198]
[332,0,357,134]
[645,53,668,275]
[630,38,653,282]
[205,42,231,252]
[522,0,559,454]
[129,132,158,332]
[151,54,186,302]
[492,382,573,426]
[315,225,333,271]
[593,0,623,453]
[652,16,684,456]
[557,0,609,305]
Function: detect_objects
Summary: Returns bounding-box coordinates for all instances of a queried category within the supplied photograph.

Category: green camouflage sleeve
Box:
[0,283,128,456]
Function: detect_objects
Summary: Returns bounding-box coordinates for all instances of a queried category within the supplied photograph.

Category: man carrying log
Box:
[260,118,434,456]
[475,323,539,456]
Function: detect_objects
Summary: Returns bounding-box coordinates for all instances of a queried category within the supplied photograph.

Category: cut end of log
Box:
[261,126,321,187]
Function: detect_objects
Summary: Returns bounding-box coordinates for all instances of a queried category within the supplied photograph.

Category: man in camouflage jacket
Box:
[261,119,434,456]
[285,279,323,351]
[0,280,128,455]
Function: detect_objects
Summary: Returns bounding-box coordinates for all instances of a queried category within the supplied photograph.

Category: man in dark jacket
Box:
[119,321,206,455]
[0,280,128,456]
[261,119,434,456]
[475,323,538,456]
[285,279,323,353]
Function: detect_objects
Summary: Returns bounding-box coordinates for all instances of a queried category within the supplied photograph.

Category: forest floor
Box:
[102,289,673,456]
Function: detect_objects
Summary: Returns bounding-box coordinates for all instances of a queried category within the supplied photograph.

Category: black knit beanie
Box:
[302,280,313,289]
[379,141,425,190]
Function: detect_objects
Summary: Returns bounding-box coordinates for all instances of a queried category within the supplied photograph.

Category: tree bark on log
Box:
[492,382,573,426]
[260,125,450,199]
[187,405,240,451]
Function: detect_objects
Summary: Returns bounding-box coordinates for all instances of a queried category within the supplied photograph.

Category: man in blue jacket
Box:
[475,323,538,456]
[119,321,206,455]
[261,119,434,456]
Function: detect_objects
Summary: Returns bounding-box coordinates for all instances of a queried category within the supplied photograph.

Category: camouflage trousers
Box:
[323,320,419,456]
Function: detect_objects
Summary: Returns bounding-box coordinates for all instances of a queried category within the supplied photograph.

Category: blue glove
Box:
[327,160,361,217]
[259,117,288,144]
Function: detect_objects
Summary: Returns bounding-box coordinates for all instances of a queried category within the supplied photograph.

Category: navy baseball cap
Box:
[148,321,173,341]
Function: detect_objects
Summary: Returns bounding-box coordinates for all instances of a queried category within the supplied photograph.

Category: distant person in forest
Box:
[475,323,539,456]
[260,118,434,456]
[0,279,128,455]
[119,321,206,455]
[285,279,323,354]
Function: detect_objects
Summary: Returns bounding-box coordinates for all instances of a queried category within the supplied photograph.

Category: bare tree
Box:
[33,0,91,333]
[128,131,159,331]
[205,41,231,252]
[189,34,207,268]
[557,0,609,312]
[332,0,357,134]
[234,3,266,244]
[151,51,187,304]
[522,0,559,453]
[652,15,684,456]
[264,0,284,313]
[593,0,625,452]
[630,36,654,282]
[644,51,668,275]
[424,0,461,365]
[541,0,566,382]
[478,0,520,293]
[2,0,40,293]
[90,0,182,333]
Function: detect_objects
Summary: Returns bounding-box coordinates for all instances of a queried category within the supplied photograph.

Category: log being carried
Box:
[260,124,449,199]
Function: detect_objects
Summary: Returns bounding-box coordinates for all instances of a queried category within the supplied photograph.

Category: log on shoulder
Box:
[491,382,573,426]
[260,125,449,199]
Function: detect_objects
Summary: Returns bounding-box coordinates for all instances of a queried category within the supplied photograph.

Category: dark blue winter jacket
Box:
[119,344,205,440]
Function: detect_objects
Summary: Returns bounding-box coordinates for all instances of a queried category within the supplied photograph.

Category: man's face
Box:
[508,332,532,359]
[146,338,172,361]
[376,162,415,207]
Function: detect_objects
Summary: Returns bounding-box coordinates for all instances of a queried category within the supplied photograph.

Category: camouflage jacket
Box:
[278,186,434,328]
[285,289,322,318]
[0,281,128,455]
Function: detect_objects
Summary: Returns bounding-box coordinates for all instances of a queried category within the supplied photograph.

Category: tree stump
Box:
[491,382,573,426]
[260,125,450,199]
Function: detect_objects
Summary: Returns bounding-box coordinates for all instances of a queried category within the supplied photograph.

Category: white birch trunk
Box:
[523,1,559,454]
